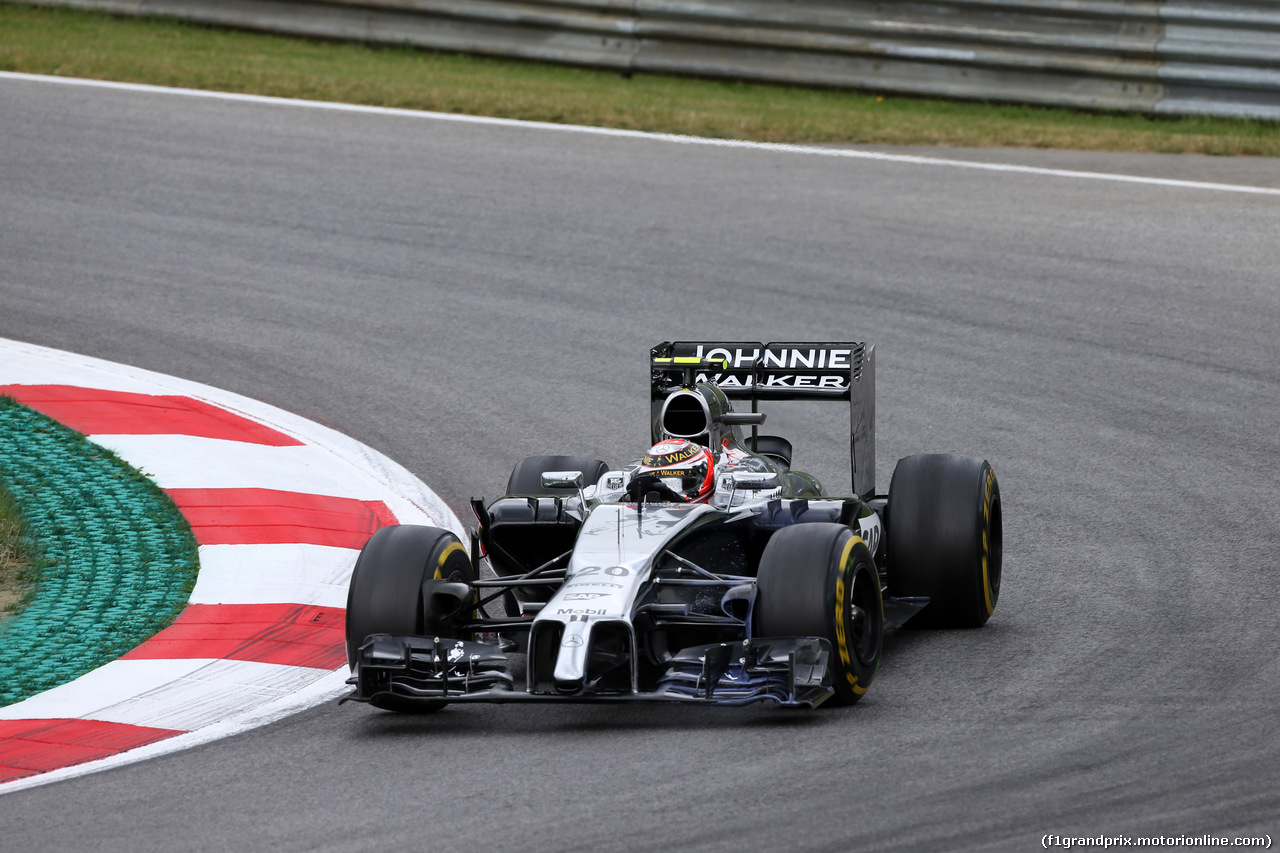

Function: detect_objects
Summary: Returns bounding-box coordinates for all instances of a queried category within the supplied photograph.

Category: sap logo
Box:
[562,593,607,601]
[858,515,882,556]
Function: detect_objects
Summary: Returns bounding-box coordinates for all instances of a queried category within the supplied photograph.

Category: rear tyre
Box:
[345,525,475,712]
[755,523,883,706]
[506,455,609,496]
[887,454,1002,628]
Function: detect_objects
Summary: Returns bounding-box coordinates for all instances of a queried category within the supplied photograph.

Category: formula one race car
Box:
[343,341,1002,711]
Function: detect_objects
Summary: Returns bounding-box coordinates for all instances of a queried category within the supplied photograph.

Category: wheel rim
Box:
[848,565,882,666]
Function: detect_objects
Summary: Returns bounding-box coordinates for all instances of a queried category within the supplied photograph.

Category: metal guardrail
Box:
[11,0,1280,120]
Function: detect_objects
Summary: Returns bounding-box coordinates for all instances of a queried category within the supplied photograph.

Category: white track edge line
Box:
[4,71,1278,197]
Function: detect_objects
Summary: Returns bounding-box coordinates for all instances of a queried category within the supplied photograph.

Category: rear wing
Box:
[650,341,876,499]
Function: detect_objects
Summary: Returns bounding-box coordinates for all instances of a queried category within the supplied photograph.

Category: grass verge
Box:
[0,456,41,633]
[0,489,38,626]
[2,4,1279,155]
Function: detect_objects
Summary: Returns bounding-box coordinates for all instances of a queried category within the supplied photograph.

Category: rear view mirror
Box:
[730,472,779,491]
[541,471,585,490]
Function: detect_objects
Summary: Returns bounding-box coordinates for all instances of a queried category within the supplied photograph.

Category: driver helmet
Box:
[636,439,716,503]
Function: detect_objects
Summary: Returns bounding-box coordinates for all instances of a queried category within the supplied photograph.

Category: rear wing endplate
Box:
[650,341,876,499]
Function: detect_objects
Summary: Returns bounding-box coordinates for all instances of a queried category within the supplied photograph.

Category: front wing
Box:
[343,634,835,708]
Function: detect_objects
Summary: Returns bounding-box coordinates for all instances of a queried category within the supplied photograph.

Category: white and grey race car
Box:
[343,341,1002,711]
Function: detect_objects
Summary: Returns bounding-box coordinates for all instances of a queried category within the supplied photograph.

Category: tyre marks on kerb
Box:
[0,338,462,792]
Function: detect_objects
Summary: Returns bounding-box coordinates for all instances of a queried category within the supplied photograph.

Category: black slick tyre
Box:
[886,454,1002,628]
[345,524,475,712]
[506,455,608,496]
[755,523,884,706]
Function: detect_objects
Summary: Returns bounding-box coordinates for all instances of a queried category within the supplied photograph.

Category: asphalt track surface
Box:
[2,75,1279,851]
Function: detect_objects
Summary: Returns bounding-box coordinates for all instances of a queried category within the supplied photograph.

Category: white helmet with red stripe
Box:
[635,439,716,503]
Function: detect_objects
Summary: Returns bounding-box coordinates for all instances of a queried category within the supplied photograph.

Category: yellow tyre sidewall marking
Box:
[835,535,869,694]
[434,540,466,580]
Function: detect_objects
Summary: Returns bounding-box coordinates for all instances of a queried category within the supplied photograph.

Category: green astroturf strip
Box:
[0,395,199,707]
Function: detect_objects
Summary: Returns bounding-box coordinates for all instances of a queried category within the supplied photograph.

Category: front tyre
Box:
[887,454,1002,628]
[345,525,475,712]
[755,523,884,706]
